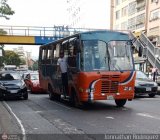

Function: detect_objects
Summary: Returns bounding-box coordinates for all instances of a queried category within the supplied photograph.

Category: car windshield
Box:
[31,74,39,80]
[0,73,21,80]
[136,71,148,79]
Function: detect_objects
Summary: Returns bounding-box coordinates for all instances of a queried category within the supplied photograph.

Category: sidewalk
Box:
[0,102,20,134]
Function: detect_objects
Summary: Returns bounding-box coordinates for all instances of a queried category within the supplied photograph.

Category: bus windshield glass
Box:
[82,40,109,71]
[108,40,133,71]
[81,40,133,71]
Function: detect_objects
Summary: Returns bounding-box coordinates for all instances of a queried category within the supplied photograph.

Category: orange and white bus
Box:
[39,30,136,107]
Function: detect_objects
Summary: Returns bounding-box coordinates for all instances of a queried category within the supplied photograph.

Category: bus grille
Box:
[101,75,119,94]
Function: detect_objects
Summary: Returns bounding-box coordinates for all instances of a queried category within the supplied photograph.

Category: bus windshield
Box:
[81,40,133,71]
[108,40,133,71]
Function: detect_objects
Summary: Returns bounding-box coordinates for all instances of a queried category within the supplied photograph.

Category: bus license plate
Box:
[107,95,114,100]
[146,87,151,91]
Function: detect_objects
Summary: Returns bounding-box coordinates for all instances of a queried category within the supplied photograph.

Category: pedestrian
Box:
[57,51,68,98]
[152,67,157,81]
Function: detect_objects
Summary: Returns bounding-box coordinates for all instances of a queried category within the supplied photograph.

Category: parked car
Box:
[157,74,160,85]
[135,71,158,97]
[0,71,28,100]
[24,72,44,93]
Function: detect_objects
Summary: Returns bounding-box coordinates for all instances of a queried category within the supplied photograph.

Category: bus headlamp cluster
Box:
[86,88,95,93]
[79,87,95,93]
[124,86,132,91]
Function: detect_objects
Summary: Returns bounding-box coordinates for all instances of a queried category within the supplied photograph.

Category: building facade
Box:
[110,0,160,46]
[147,0,160,46]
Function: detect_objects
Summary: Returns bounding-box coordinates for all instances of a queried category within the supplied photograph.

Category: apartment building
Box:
[147,0,160,46]
[110,0,160,46]
[111,0,146,31]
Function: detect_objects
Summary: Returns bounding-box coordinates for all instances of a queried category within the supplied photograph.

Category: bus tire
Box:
[70,89,79,108]
[48,85,54,100]
[115,99,127,107]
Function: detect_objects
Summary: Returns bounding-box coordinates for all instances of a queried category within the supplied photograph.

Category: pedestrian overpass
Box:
[0,25,159,69]
[0,25,96,45]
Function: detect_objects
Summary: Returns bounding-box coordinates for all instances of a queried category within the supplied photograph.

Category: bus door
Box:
[67,38,80,94]
[54,43,63,94]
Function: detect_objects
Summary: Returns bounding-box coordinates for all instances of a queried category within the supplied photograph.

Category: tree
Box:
[0,0,15,20]
[20,58,26,65]
[4,50,21,66]
[0,0,15,59]
[32,61,38,70]
[0,45,5,69]
[0,28,7,35]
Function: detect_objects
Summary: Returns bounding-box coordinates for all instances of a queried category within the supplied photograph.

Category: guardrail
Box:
[0,25,98,37]
[140,32,160,69]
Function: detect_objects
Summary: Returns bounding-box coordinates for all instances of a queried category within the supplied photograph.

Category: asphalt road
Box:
[1,93,160,140]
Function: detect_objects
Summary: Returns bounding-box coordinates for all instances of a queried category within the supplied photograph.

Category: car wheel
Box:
[23,91,28,100]
[148,93,156,98]
[115,99,127,107]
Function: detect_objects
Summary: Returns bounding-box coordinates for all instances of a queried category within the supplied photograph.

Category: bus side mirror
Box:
[74,39,81,52]
[138,46,143,57]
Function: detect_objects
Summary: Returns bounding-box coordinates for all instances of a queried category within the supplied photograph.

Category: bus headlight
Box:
[90,88,95,93]
[124,86,132,91]
[86,88,95,93]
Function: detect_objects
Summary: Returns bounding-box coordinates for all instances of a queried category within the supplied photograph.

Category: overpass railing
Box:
[0,25,98,37]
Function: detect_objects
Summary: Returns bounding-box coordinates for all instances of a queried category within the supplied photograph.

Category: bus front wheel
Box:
[115,99,127,107]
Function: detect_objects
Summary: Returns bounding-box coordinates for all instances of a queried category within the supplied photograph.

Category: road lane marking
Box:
[137,113,160,120]
[3,101,26,140]
[105,116,114,119]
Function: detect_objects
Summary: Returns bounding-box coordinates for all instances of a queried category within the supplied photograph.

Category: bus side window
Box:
[55,44,60,58]
[46,46,53,64]
[39,47,42,62]
[68,40,77,68]
[42,48,47,63]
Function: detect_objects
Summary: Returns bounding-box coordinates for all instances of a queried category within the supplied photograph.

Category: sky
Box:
[1,0,110,59]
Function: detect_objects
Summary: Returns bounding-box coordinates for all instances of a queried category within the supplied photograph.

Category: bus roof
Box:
[40,30,130,48]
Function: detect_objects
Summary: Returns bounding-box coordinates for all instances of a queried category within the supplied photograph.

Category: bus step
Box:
[61,95,70,100]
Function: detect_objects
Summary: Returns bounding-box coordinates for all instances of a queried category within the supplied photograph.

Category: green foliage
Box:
[4,50,21,66]
[0,0,15,20]
[0,56,4,68]
[28,61,38,71]
[32,61,38,70]
[0,28,7,35]
[0,45,5,68]
[20,58,26,65]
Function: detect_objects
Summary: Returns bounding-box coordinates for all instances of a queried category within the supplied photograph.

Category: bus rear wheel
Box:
[48,85,61,101]
[115,99,127,107]
[48,85,54,100]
